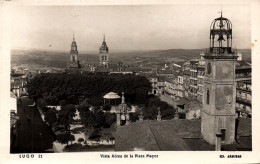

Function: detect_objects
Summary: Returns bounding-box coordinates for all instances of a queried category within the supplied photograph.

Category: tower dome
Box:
[209,12,233,54]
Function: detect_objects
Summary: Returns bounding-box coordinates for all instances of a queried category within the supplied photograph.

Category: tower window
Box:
[207,89,210,105]
[221,129,226,141]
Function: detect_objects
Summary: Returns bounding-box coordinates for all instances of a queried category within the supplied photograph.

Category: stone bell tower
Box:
[69,34,80,68]
[201,12,238,145]
[99,35,109,68]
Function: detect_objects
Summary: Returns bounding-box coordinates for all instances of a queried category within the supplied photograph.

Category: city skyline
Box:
[9,5,251,51]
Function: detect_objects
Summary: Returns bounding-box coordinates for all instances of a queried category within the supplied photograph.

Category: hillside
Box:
[11,48,251,69]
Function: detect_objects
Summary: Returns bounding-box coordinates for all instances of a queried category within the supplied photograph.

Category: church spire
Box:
[69,34,79,68]
[70,34,78,54]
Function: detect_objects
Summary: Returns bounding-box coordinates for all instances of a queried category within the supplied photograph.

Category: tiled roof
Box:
[183,70,190,76]
[157,69,172,74]
[146,73,158,79]
[115,119,251,151]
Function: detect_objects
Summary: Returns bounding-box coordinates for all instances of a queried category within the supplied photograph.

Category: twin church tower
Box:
[68,35,109,69]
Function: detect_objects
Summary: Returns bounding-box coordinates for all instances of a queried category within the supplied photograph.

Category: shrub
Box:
[103,104,111,111]
[78,138,84,142]
[89,135,101,140]
[110,137,115,141]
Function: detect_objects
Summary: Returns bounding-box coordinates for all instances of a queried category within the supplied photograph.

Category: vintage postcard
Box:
[0,0,259,163]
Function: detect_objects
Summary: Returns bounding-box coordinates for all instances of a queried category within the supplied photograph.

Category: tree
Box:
[45,108,57,126]
[56,132,75,146]
[142,95,176,120]
[68,134,75,145]
[110,137,115,144]
[26,73,152,106]
[78,138,84,143]
[55,104,76,145]
[37,98,47,112]
[104,113,116,128]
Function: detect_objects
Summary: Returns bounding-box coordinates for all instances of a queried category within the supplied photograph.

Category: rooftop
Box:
[103,92,120,99]
[236,61,251,69]
[115,119,251,151]
[11,73,25,78]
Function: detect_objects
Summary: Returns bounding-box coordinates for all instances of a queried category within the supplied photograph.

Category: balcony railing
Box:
[236,87,251,92]
[236,97,251,106]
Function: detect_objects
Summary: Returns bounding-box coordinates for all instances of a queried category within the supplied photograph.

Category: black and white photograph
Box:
[1,0,259,163]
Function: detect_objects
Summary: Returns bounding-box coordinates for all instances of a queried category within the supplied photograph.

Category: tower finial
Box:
[103,34,105,42]
[220,6,223,17]
[73,34,75,42]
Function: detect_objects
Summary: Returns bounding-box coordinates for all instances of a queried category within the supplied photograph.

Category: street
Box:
[11,97,54,153]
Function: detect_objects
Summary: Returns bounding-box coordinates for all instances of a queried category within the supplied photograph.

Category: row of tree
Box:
[142,95,176,120]
[27,72,152,106]
[37,99,76,145]
[27,72,176,145]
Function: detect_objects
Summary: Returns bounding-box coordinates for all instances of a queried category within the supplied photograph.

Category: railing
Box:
[236,87,251,92]
[235,74,251,79]
[236,97,251,106]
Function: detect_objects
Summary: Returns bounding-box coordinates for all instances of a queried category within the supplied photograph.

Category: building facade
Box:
[235,61,251,118]
[236,80,251,117]
[147,75,158,95]
[183,70,190,99]
[164,79,175,97]
[189,60,199,99]
[10,73,27,97]
[177,74,184,98]
[197,65,205,103]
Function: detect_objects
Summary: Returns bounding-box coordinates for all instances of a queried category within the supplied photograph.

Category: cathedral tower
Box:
[201,12,238,145]
[69,34,80,68]
[99,35,109,68]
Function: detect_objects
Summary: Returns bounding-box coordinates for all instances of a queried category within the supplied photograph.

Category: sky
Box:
[9,4,251,51]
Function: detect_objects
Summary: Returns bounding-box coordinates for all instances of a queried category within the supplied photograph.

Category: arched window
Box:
[207,89,210,105]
